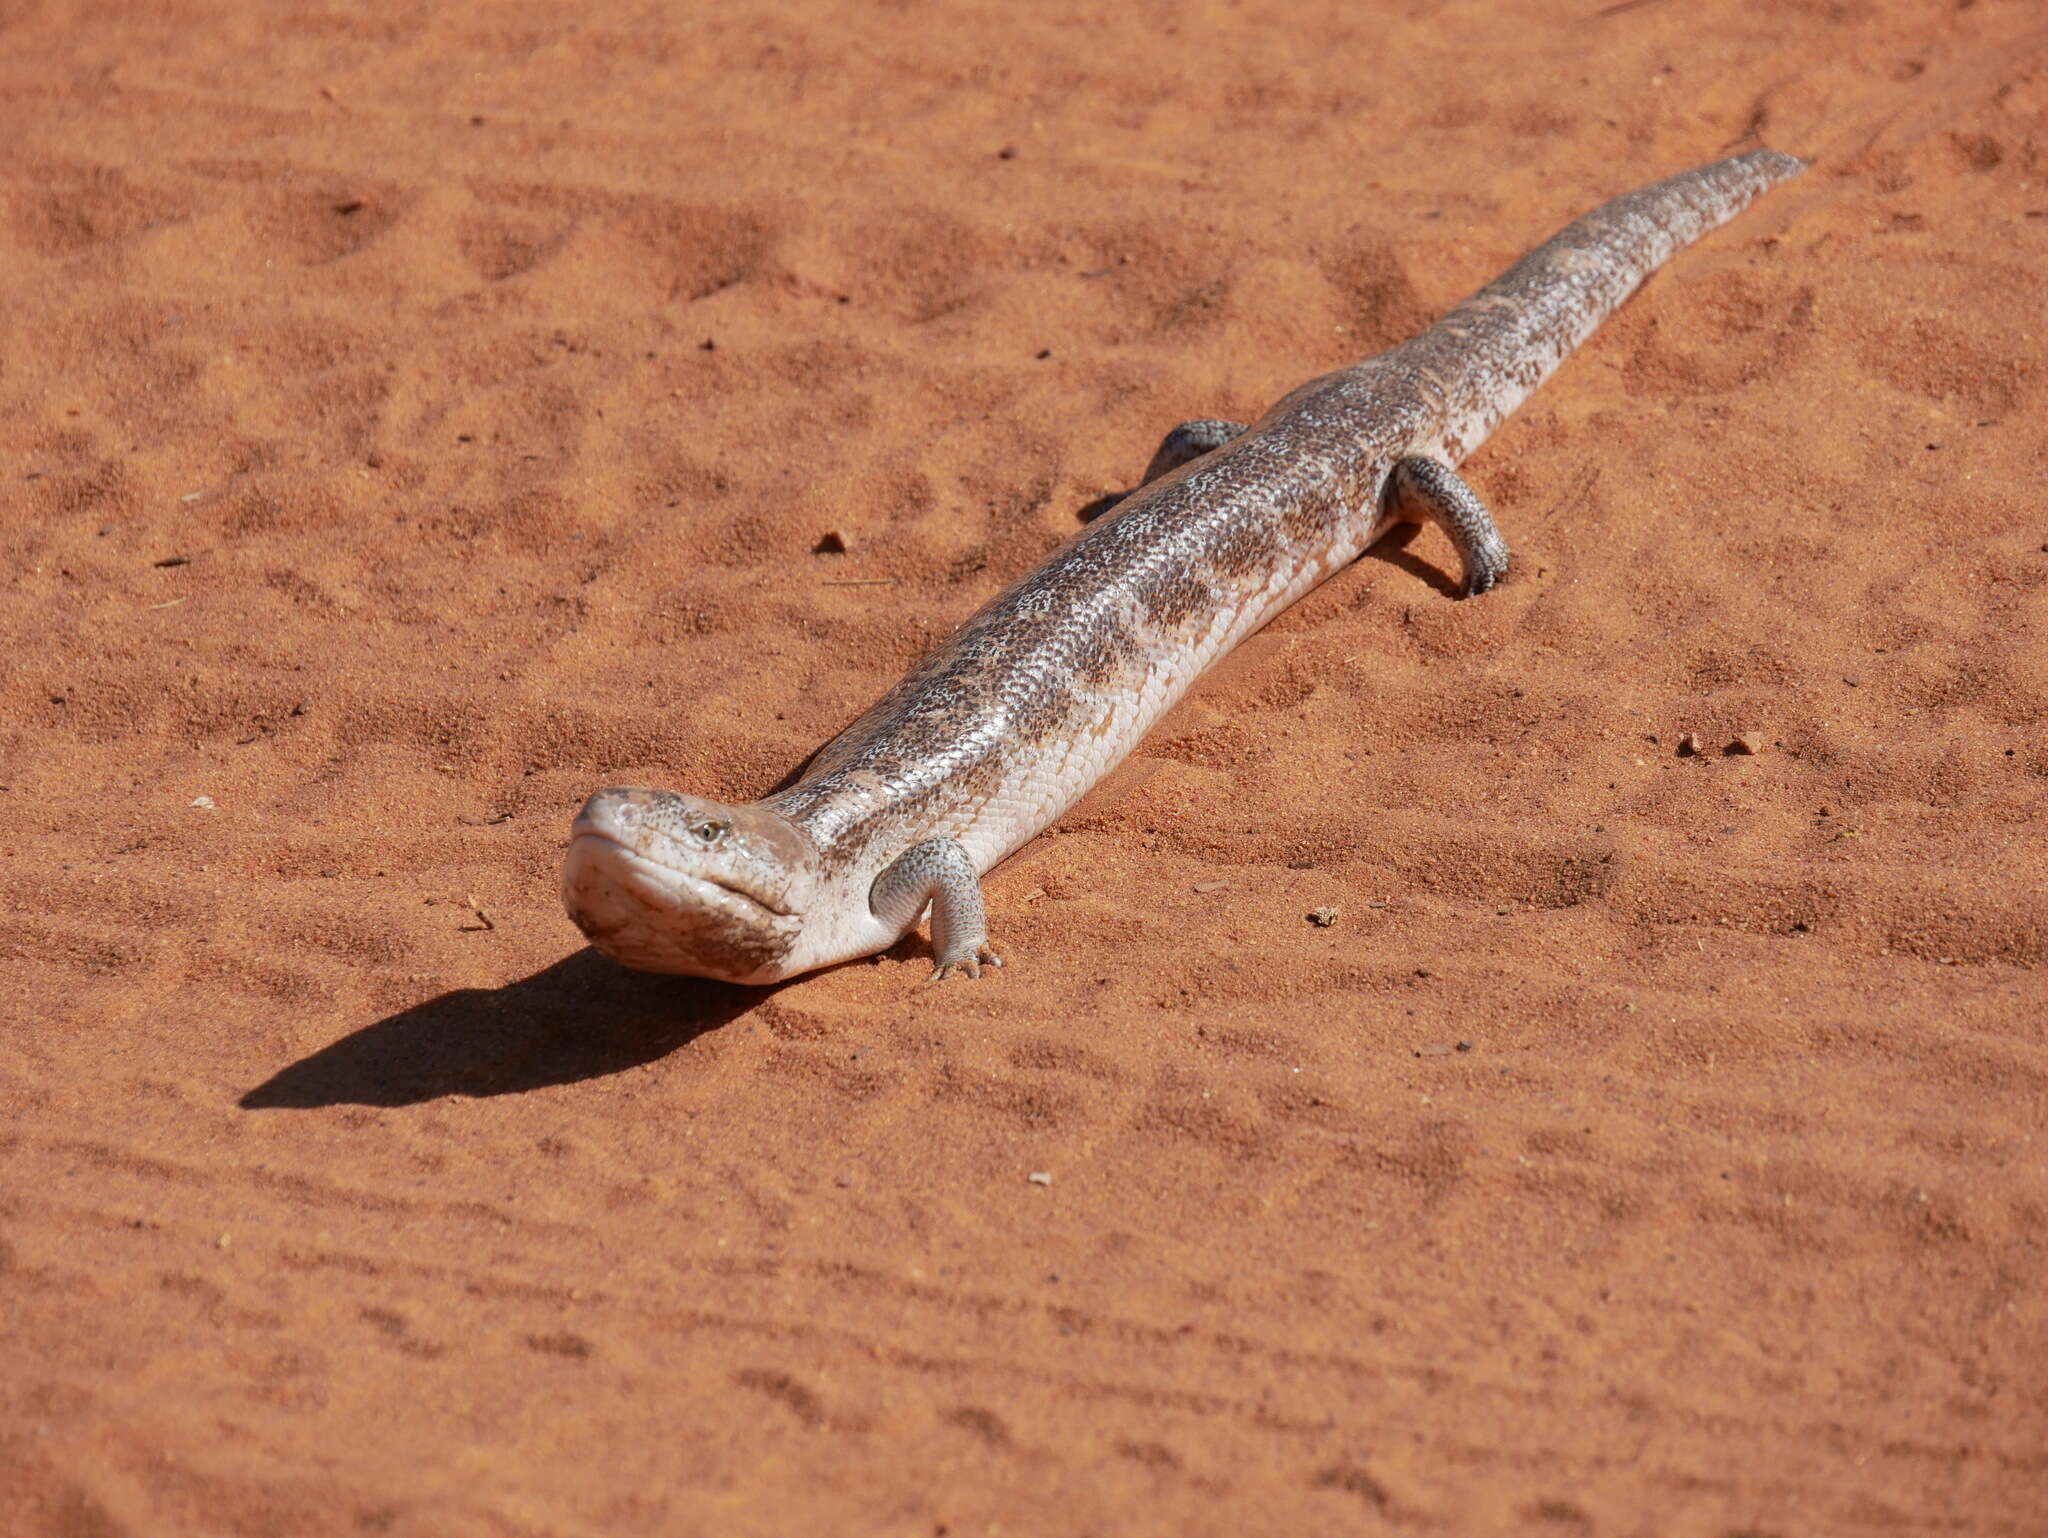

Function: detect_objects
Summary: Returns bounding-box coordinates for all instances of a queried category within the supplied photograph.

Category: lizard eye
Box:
[690,820,729,845]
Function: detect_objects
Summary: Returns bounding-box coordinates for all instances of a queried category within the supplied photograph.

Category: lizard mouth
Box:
[565,830,795,921]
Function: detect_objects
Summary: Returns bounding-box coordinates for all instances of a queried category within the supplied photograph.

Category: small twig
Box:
[147,598,188,610]
[459,894,496,932]
[1537,464,1599,524]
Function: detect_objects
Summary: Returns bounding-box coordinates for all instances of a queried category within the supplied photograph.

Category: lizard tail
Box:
[1397,148,1808,463]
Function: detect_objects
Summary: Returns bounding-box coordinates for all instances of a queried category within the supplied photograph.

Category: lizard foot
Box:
[929,945,1004,982]
[1461,537,1510,597]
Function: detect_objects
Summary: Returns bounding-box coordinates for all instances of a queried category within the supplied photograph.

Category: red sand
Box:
[3,1,2044,1532]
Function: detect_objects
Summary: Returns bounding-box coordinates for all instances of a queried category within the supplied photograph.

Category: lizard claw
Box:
[1461,534,1510,597]
[929,945,1003,982]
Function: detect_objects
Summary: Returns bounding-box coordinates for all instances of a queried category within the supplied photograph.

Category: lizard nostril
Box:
[575,790,646,835]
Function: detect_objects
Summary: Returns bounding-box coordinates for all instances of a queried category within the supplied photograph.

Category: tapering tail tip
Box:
[1743,147,1811,184]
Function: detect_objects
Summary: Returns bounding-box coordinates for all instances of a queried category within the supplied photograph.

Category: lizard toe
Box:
[928,944,1002,982]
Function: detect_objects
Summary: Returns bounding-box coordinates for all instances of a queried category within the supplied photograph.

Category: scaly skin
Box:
[561,149,1807,983]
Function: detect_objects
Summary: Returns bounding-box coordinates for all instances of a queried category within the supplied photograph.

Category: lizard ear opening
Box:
[727,803,815,867]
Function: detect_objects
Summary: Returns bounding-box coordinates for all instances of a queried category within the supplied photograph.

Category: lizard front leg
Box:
[870,838,1002,981]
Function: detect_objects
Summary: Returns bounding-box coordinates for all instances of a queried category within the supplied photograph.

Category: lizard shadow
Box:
[239,948,764,1109]
[1358,522,1463,599]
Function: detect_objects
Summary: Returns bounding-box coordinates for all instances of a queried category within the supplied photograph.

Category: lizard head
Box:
[561,788,811,981]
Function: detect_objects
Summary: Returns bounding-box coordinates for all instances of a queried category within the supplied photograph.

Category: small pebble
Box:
[1307,906,1340,927]
[1730,732,1764,755]
[1027,1171,1052,1186]
[1677,732,1705,756]
[190,795,216,810]
[1192,880,1229,893]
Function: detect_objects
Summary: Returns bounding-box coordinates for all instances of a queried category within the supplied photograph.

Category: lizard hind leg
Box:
[870,838,1003,981]
[1388,457,1511,597]
[1141,419,1247,485]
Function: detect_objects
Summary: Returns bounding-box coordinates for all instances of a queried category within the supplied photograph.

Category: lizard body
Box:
[562,150,1806,982]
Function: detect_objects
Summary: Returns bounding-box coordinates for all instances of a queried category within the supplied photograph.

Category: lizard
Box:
[561,148,1806,983]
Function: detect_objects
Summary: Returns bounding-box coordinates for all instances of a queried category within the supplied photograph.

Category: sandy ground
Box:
[3,0,2045,1532]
